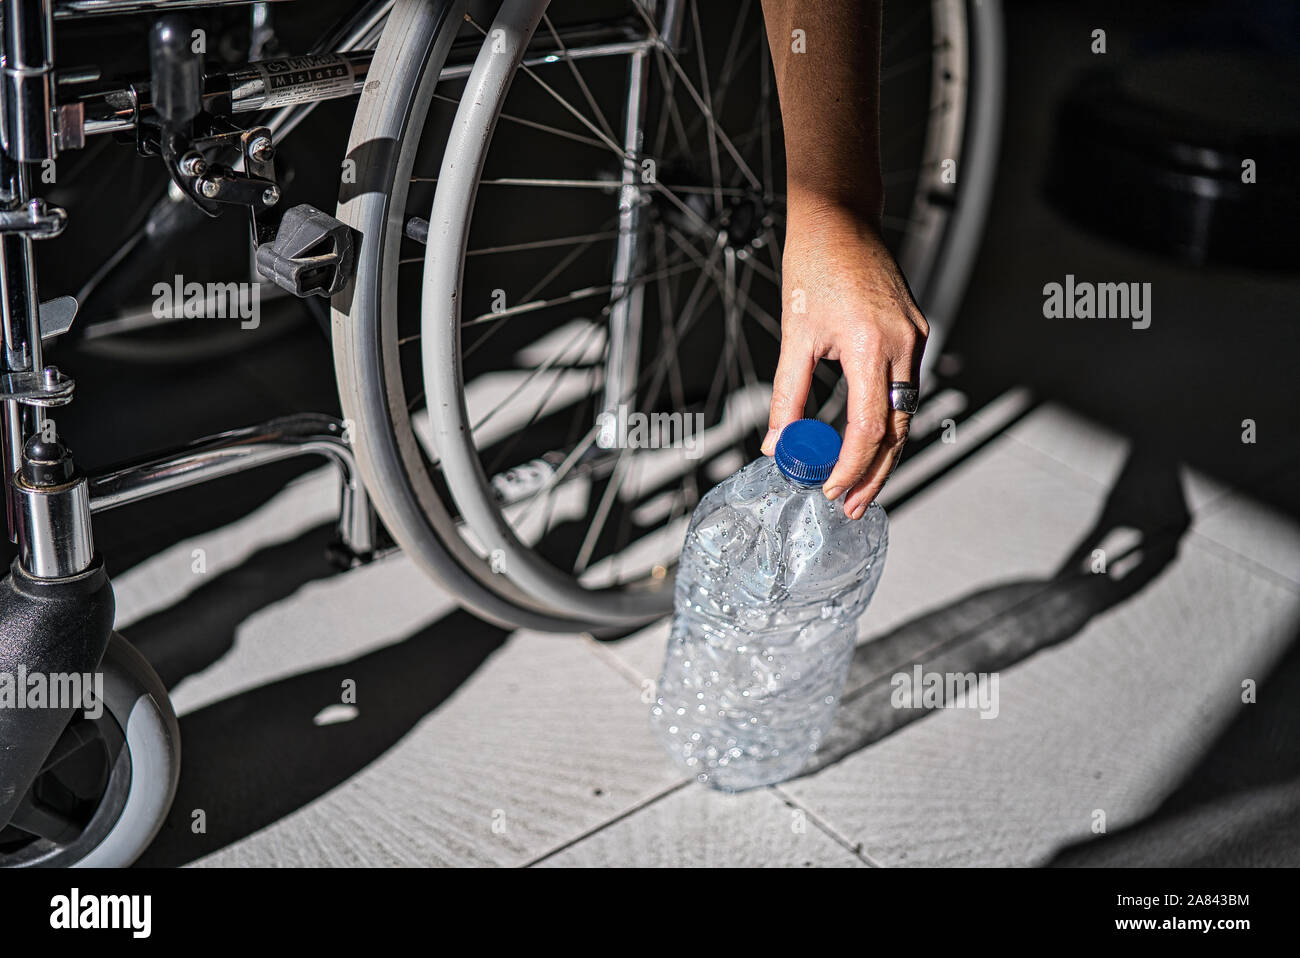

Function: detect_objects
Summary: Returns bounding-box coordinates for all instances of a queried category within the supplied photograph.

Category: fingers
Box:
[842,349,920,518]
[763,335,817,455]
[842,409,911,518]
[821,349,888,502]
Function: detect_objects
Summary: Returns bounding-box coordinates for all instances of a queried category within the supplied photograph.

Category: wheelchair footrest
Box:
[255,204,355,298]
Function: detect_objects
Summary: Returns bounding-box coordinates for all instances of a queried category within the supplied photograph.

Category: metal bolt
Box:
[261,185,281,207]
[42,366,57,387]
[197,177,221,199]
[248,135,274,163]
[179,152,207,177]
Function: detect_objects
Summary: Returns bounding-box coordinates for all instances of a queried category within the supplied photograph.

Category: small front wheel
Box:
[0,633,180,868]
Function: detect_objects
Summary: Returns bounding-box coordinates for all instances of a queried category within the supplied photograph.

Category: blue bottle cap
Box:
[773,419,841,485]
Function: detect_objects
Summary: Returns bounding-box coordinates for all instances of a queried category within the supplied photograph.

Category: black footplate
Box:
[254,204,356,298]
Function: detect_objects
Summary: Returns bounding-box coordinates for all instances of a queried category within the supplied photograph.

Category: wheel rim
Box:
[385,0,976,625]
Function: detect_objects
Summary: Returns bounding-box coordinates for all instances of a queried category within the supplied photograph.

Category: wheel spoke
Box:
[401,230,619,266]
[464,15,631,164]
[540,13,619,145]
[484,323,605,474]
[411,176,621,189]
[631,1,762,191]
[432,91,608,151]
[462,258,697,328]
[462,13,718,244]
[650,43,693,161]
[710,0,755,118]
[664,226,836,390]
[467,230,620,257]
[737,249,780,288]
[574,445,633,574]
[471,319,603,435]
[464,218,622,362]
[688,0,726,215]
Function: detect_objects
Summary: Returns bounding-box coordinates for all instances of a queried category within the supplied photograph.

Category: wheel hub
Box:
[648,163,772,251]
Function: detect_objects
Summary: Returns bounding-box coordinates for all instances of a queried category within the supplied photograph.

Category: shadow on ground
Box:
[127,528,508,867]
[123,524,344,691]
[127,408,1288,867]
[1048,628,1300,867]
[804,445,1192,776]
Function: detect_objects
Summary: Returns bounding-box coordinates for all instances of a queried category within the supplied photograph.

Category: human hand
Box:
[761,202,928,519]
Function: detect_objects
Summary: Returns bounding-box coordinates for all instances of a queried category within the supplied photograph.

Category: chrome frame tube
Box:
[78,51,376,138]
[75,36,657,141]
[2,0,56,162]
[0,0,57,543]
[87,414,376,559]
[265,0,392,140]
[14,471,94,577]
[53,0,289,18]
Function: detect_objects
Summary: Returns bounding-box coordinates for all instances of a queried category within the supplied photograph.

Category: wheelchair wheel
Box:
[337,0,1002,631]
[0,633,180,868]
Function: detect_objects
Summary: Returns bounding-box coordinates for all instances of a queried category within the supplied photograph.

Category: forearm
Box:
[760,0,884,228]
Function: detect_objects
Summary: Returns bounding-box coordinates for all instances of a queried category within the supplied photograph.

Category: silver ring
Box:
[889,382,919,414]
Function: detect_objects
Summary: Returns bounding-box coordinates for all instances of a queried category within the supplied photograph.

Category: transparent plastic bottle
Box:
[651,419,888,791]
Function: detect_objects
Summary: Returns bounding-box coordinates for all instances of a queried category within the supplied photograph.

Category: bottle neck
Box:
[775,467,823,495]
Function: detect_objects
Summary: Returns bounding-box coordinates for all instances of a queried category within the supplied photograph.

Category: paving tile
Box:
[1000,401,1131,492]
[120,392,1297,868]
[113,467,339,628]
[594,618,672,694]
[536,784,865,867]
[1189,465,1300,588]
[781,536,1300,866]
[161,551,460,716]
[1004,401,1300,579]
[185,628,682,867]
[596,402,1300,867]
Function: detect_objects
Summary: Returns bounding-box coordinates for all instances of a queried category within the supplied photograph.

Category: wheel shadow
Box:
[802,445,1193,777]
[122,523,344,691]
[123,529,508,867]
[134,605,507,867]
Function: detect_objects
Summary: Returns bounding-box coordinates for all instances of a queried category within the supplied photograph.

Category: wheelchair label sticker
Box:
[257,55,354,108]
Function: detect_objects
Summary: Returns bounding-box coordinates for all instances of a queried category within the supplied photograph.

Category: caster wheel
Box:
[0,633,180,868]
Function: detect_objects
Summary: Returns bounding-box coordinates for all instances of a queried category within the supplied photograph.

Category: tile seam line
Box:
[996,430,1300,588]
[1183,528,1300,595]
[1001,424,1298,527]
[583,631,656,689]
[770,784,885,867]
[521,778,692,867]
